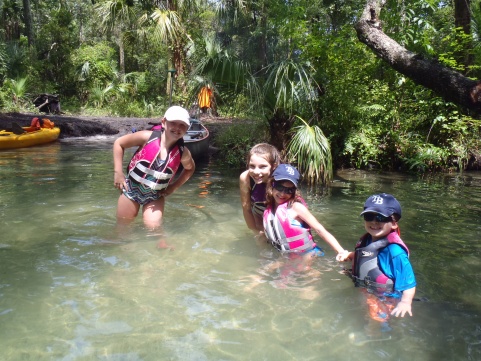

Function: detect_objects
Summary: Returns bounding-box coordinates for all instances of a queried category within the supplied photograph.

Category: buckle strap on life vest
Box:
[265,205,315,253]
[133,162,174,180]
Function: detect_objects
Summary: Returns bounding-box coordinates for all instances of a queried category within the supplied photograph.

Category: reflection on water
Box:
[0,139,480,360]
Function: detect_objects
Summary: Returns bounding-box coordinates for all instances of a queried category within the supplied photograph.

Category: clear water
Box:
[1,138,480,360]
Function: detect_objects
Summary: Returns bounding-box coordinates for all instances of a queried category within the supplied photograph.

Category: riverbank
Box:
[6,111,478,170]
[0,112,234,143]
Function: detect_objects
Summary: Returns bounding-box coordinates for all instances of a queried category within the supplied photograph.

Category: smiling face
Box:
[163,119,189,140]
[248,154,273,184]
[364,213,398,241]
[272,180,296,205]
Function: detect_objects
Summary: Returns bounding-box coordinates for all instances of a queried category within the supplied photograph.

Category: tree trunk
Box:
[173,42,184,77]
[454,0,472,72]
[454,0,471,35]
[267,110,295,154]
[355,0,481,112]
[118,34,125,76]
[258,7,267,69]
[22,0,34,46]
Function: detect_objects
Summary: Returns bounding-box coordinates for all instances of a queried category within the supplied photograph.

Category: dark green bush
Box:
[215,120,269,168]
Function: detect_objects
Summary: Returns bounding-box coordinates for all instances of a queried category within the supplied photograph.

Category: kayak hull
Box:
[0,127,60,149]
[184,119,210,161]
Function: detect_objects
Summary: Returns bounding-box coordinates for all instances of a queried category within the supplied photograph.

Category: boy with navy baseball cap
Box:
[339,193,416,335]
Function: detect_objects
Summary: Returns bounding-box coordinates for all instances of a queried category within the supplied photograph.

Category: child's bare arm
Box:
[292,202,346,254]
[113,131,150,189]
[391,286,416,317]
[239,171,261,233]
[164,148,195,196]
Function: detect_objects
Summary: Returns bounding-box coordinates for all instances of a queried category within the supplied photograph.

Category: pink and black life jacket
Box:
[127,125,184,191]
[263,200,316,253]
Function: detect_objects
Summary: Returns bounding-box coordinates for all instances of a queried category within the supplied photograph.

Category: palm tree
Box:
[5,77,28,107]
[191,37,260,106]
[22,0,34,46]
[135,0,200,99]
[191,43,333,183]
[94,0,139,76]
[287,116,333,184]
[263,59,320,147]
[202,1,333,183]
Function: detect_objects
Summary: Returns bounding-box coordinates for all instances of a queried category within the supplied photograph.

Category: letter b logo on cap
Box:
[371,195,384,205]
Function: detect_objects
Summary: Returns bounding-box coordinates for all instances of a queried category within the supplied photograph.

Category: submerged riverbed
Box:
[0,138,480,360]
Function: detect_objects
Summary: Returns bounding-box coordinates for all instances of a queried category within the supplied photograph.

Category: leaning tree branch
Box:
[355,0,481,111]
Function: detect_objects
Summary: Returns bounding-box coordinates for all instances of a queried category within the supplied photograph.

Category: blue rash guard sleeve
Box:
[378,244,416,292]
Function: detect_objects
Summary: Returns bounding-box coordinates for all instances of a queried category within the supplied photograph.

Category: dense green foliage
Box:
[1,0,480,178]
[215,121,269,168]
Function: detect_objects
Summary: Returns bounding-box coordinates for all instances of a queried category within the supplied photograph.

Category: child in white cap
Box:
[113,106,195,229]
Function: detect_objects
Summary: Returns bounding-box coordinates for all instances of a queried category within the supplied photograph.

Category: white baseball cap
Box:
[164,106,190,127]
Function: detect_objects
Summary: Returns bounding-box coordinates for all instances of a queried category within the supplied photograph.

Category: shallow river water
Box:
[0,137,480,361]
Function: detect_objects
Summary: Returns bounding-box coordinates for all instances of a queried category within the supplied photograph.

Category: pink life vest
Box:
[263,200,316,253]
[127,128,184,191]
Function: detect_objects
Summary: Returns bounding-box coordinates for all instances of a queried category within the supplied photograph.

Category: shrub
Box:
[215,120,269,168]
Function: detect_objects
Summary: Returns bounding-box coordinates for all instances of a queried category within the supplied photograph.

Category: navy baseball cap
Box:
[360,193,402,219]
[272,164,300,187]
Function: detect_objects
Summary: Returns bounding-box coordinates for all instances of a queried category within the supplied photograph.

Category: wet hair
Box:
[265,177,302,209]
[246,143,281,169]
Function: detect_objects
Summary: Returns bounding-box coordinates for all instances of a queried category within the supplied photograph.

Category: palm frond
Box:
[149,9,182,44]
[191,47,262,110]
[264,59,319,115]
[94,0,132,31]
[212,0,246,23]
[79,61,90,81]
[5,77,29,104]
[287,116,333,184]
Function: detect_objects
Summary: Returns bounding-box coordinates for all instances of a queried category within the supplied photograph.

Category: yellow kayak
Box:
[0,126,60,149]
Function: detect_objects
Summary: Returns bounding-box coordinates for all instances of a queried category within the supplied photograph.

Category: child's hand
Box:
[157,239,174,251]
[391,300,412,317]
[336,250,352,262]
[161,186,173,197]
[254,231,267,241]
[114,171,126,190]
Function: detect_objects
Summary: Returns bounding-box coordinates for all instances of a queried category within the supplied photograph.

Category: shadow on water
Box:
[0,140,480,360]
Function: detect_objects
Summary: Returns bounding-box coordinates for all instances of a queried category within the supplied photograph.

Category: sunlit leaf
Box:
[287,116,333,184]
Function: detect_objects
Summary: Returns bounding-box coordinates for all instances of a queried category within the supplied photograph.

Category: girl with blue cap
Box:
[263,164,347,259]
